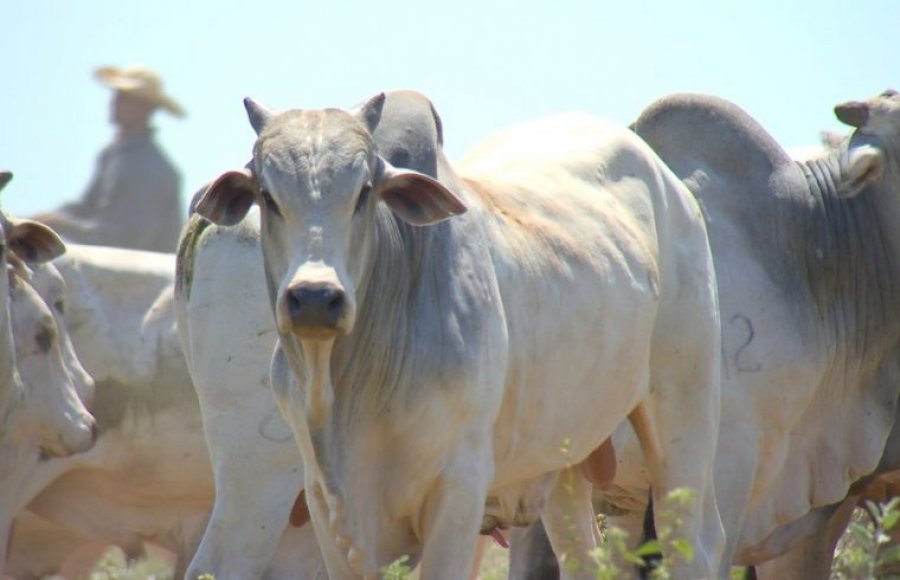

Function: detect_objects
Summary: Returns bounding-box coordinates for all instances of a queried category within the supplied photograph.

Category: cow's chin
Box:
[292,326,344,341]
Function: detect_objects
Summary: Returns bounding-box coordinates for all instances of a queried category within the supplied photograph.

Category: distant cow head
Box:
[28,261,96,411]
[0,219,19,429]
[195,94,467,341]
[0,214,95,459]
[6,263,96,458]
[835,89,900,198]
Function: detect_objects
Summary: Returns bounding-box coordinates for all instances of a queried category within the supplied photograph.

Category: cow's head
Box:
[0,219,17,430]
[835,89,900,198]
[0,213,70,447]
[29,261,96,411]
[195,94,466,341]
[6,264,96,458]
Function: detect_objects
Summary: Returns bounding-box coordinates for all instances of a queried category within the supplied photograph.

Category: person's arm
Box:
[91,160,181,251]
[58,151,108,218]
[30,151,109,242]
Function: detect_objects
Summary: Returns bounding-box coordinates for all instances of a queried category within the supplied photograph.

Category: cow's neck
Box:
[329,209,423,413]
[801,147,900,366]
[281,210,448,574]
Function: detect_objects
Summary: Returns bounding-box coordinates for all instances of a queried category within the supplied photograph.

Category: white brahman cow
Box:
[1,246,207,578]
[175,208,323,579]
[0,171,19,435]
[194,92,724,578]
[175,90,478,579]
[0,222,96,463]
[0,172,95,453]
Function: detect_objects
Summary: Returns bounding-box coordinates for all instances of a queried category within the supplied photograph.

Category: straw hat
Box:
[94,65,185,118]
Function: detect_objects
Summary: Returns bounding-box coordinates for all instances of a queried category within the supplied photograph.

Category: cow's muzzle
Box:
[285,282,347,335]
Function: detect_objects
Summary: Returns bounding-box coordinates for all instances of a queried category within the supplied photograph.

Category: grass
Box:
[88,546,174,580]
[86,498,900,580]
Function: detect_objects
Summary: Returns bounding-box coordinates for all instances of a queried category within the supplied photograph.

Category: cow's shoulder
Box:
[175,213,213,302]
[176,210,261,302]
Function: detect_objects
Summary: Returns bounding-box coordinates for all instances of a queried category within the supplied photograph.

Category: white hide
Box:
[0,246,207,577]
[176,210,322,579]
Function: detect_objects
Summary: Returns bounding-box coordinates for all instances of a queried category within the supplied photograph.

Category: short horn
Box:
[244,97,276,135]
[0,171,12,193]
[352,92,386,133]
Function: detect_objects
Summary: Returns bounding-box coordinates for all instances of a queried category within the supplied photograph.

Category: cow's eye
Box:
[260,189,281,217]
[355,182,373,214]
[54,300,64,315]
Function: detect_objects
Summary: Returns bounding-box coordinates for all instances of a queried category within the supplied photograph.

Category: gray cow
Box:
[513,89,900,578]
[175,90,459,579]
[630,89,900,568]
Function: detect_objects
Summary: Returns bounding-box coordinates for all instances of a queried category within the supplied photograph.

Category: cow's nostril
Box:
[286,284,346,329]
[327,293,345,317]
[287,289,304,319]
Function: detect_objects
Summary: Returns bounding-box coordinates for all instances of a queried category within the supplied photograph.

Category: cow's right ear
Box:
[835,100,869,128]
[376,160,467,226]
[194,169,258,226]
[6,218,66,264]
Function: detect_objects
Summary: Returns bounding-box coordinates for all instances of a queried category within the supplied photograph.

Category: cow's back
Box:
[457,113,716,481]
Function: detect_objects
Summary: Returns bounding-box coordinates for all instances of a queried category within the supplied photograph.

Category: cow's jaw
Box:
[298,337,334,431]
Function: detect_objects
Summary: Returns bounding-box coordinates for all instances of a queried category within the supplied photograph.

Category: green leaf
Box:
[883,509,900,531]
[623,553,647,566]
[672,538,695,562]
[634,539,663,557]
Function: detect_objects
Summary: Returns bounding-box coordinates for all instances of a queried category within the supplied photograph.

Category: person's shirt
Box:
[51,129,183,253]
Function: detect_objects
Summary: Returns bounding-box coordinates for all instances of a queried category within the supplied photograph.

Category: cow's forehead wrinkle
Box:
[255,111,374,204]
[259,149,370,194]
[257,109,373,155]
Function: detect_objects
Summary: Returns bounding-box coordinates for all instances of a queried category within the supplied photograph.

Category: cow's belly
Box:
[23,402,213,550]
[715,254,826,502]
[490,278,658,486]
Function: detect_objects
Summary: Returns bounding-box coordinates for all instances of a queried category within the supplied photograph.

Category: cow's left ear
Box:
[6,218,66,264]
[840,144,885,198]
[376,161,467,226]
[194,168,258,226]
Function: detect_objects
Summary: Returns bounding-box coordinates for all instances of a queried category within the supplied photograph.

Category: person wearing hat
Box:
[34,65,185,253]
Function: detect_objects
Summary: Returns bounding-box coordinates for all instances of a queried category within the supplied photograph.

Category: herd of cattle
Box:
[0,87,898,579]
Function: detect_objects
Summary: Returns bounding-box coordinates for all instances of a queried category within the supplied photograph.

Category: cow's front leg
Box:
[416,440,493,580]
[541,466,601,580]
[185,397,308,580]
[629,397,725,579]
[270,345,358,580]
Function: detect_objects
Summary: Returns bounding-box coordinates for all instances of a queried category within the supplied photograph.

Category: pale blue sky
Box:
[1,0,897,218]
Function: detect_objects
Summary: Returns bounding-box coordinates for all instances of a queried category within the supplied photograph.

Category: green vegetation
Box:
[588,488,696,580]
[89,497,900,579]
[833,498,900,579]
[88,547,173,580]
